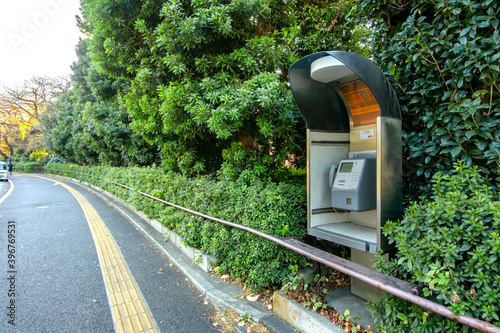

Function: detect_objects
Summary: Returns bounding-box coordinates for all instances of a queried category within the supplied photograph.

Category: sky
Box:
[0,0,84,89]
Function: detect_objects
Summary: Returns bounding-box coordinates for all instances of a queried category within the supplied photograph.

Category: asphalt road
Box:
[0,174,219,333]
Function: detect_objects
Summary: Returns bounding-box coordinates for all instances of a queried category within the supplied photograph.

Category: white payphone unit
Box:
[289,51,402,303]
[331,158,376,212]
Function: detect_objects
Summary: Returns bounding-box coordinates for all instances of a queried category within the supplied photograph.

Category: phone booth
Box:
[289,51,402,302]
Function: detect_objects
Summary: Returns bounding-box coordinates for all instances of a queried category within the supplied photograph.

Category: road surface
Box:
[0,174,219,332]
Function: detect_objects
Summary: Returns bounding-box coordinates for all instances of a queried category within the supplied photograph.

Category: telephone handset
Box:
[328,164,338,188]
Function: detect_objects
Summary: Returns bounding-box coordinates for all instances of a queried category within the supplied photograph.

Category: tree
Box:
[1,76,71,122]
[0,114,23,157]
[50,38,159,166]
[50,88,98,164]
[0,76,71,157]
[80,0,368,178]
[360,0,500,200]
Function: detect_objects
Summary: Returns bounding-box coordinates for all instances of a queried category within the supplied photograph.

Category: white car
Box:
[0,162,9,181]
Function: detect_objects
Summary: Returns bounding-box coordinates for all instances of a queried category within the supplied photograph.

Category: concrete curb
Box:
[273,291,344,333]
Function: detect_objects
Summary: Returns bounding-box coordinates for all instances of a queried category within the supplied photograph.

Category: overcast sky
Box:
[0,0,83,89]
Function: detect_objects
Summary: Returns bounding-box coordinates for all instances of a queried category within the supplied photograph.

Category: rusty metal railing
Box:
[47,168,500,333]
[34,166,45,174]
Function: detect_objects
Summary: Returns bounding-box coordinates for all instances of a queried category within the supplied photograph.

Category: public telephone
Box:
[331,158,376,212]
[290,51,402,302]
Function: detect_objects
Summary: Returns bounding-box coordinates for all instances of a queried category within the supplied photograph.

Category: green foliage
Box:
[29,150,50,163]
[14,162,43,173]
[46,163,308,289]
[9,149,29,163]
[79,0,368,179]
[51,88,99,164]
[370,162,500,332]
[360,0,500,200]
[50,39,159,166]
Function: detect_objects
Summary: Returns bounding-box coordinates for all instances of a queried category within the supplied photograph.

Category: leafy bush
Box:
[14,162,43,173]
[360,0,500,201]
[370,162,500,332]
[46,163,308,289]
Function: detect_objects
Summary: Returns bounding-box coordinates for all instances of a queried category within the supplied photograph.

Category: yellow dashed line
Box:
[34,176,159,333]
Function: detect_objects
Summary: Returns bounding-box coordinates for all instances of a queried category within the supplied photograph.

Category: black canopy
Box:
[289,51,401,132]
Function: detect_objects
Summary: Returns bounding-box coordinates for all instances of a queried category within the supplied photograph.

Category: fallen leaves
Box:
[210,310,269,333]
[285,270,371,333]
[210,267,370,332]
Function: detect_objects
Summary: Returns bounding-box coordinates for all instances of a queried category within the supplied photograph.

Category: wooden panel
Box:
[339,81,379,127]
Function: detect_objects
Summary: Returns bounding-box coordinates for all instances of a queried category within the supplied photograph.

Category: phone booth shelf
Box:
[289,51,403,302]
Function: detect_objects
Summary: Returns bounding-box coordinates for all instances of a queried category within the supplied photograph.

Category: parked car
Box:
[0,162,8,181]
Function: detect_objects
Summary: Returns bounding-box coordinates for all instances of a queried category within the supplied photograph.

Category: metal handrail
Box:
[47,168,500,333]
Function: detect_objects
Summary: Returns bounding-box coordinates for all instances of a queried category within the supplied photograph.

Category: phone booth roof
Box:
[289,51,401,132]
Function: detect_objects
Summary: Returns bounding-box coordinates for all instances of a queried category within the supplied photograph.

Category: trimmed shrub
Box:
[370,162,500,332]
[46,163,308,289]
[14,162,42,173]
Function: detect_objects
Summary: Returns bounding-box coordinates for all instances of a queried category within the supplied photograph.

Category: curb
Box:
[273,291,344,333]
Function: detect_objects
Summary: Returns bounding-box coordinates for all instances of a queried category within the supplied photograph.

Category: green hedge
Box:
[46,163,308,289]
[370,163,500,332]
[13,162,43,173]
